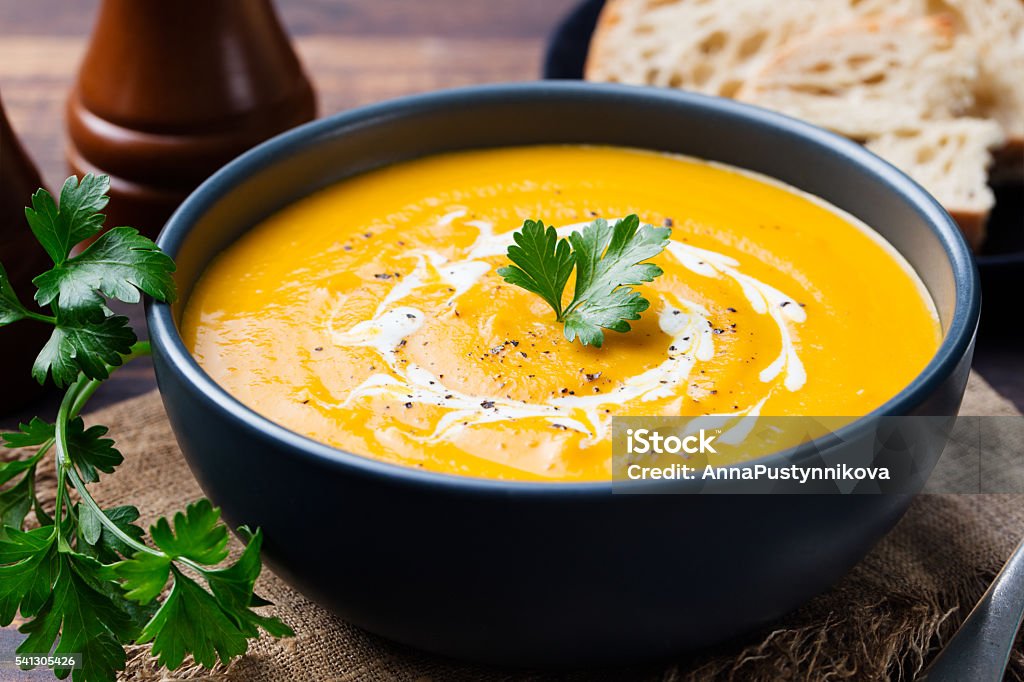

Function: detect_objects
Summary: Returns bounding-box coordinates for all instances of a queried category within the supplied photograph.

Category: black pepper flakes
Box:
[480,400,495,409]
[404,402,413,408]
[373,273,392,280]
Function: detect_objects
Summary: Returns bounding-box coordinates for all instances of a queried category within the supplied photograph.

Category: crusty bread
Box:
[584,0,1021,247]
[585,0,847,97]
[865,118,1005,248]
[934,0,1024,172]
[736,15,978,140]
[585,0,932,94]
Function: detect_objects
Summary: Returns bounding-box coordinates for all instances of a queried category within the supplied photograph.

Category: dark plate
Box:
[543,0,1024,333]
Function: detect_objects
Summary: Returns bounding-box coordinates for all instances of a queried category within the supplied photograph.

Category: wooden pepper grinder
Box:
[0,92,53,414]
[66,0,316,238]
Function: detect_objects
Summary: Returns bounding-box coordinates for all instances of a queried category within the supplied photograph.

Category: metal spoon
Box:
[922,537,1024,681]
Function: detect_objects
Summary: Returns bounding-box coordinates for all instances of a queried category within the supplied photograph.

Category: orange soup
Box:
[183,146,940,481]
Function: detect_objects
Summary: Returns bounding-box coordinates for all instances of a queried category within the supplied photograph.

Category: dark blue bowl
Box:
[147,82,979,666]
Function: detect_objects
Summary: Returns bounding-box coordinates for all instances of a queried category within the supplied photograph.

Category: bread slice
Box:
[585,0,849,98]
[865,118,1005,248]
[584,0,942,95]
[736,15,978,140]
[935,0,1024,175]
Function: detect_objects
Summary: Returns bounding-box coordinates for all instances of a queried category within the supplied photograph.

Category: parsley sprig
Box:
[0,176,291,682]
[497,214,671,347]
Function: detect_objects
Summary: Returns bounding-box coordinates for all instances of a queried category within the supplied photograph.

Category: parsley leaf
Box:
[0,469,34,531]
[33,311,137,387]
[65,419,123,483]
[0,458,35,488]
[18,553,135,682]
[150,499,229,564]
[205,528,293,638]
[111,551,170,604]
[24,175,110,265]
[0,527,57,624]
[112,505,291,669]
[33,227,177,313]
[562,215,669,346]
[496,220,575,318]
[0,262,28,326]
[498,214,671,347]
[2,417,55,448]
[78,505,146,564]
[138,567,250,670]
[4,418,121,483]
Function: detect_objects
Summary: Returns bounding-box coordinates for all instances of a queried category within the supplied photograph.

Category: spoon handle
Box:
[923,537,1024,681]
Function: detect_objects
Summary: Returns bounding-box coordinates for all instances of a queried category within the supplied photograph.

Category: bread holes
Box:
[690,63,714,87]
[699,31,727,55]
[737,31,768,60]
[720,80,743,99]
[916,146,936,164]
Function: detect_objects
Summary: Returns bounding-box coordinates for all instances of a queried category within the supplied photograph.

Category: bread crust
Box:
[949,209,987,250]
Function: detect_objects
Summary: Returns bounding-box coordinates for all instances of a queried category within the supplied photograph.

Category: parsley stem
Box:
[23,310,57,325]
[54,341,165,559]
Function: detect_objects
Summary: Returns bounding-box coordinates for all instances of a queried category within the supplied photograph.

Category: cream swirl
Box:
[326,214,807,444]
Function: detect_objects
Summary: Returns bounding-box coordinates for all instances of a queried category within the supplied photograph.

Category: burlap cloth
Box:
[28,372,1024,681]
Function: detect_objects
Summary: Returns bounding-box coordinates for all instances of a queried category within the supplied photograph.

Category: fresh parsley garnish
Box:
[497,214,671,347]
[0,175,291,681]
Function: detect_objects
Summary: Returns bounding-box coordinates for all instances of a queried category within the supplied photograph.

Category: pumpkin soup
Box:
[182,146,940,481]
